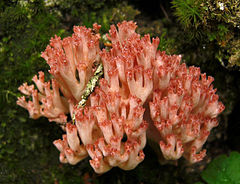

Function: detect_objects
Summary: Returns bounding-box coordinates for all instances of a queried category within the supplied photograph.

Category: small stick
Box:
[72,63,103,124]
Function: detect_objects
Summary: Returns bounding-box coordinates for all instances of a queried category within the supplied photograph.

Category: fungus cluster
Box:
[17,21,224,173]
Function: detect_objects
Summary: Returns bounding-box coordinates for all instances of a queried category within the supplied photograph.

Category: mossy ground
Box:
[0,0,239,183]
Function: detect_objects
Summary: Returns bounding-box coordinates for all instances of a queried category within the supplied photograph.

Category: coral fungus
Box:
[17,21,224,173]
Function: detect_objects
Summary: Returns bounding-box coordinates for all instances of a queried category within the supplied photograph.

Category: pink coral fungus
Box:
[17,21,224,173]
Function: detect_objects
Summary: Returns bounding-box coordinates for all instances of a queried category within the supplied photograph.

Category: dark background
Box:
[0,0,239,183]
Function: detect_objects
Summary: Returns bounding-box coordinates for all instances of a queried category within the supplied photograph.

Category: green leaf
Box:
[202,152,240,184]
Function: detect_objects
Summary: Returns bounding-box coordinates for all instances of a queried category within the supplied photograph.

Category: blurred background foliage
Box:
[0,0,239,183]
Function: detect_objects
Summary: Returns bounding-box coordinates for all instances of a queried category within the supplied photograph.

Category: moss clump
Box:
[171,0,240,68]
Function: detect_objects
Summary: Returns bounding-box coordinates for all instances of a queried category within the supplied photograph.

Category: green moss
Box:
[0,1,69,183]
[172,0,203,29]
[79,2,140,33]
[171,0,240,68]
